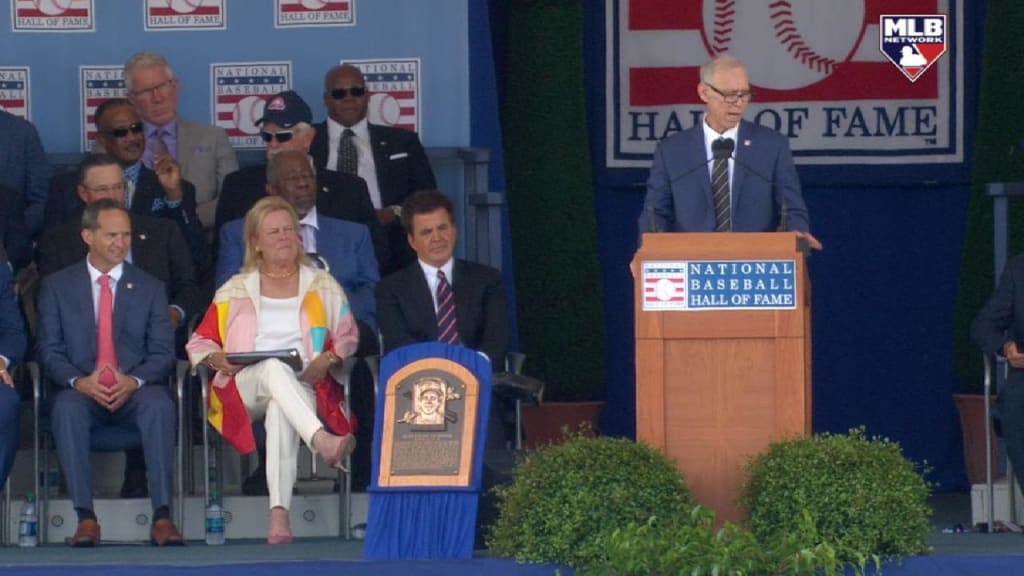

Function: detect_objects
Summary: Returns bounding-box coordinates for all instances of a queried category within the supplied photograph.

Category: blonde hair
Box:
[241,196,310,272]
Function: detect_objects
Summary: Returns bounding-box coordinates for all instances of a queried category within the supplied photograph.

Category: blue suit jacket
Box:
[0,264,26,367]
[37,261,175,387]
[217,214,379,331]
[639,120,809,234]
[0,110,50,236]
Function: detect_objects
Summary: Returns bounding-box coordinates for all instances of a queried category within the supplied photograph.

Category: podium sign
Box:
[632,233,812,524]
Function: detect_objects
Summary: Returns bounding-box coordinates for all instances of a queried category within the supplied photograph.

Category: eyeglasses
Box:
[328,85,367,100]
[260,130,294,144]
[103,122,144,139]
[84,182,126,194]
[705,83,754,104]
[129,78,177,101]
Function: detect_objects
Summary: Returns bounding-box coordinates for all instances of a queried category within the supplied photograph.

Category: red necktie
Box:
[436,270,459,345]
[97,274,117,388]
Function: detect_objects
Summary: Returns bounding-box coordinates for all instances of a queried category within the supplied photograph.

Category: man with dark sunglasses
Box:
[215,90,388,274]
[44,99,210,284]
[311,64,437,277]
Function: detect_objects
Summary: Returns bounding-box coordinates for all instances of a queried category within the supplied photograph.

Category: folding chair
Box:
[982,353,1018,531]
[197,354,360,539]
[31,360,188,543]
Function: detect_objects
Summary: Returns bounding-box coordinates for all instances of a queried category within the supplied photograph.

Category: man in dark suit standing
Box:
[44,99,209,278]
[215,90,386,272]
[0,250,27,491]
[37,199,182,547]
[637,55,821,250]
[312,65,437,275]
[376,189,509,369]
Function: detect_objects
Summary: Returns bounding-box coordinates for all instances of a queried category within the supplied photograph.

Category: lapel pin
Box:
[138,234,147,240]
[743,139,752,146]
[126,282,134,290]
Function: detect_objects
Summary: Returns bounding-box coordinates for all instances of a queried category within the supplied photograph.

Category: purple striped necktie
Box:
[436,270,459,344]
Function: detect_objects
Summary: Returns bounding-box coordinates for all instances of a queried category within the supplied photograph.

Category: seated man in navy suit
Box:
[43,98,209,278]
[0,249,28,491]
[217,148,379,493]
[37,199,182,547]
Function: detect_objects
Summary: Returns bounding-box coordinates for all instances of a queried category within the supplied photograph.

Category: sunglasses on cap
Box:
[328,86,367,100]
[260,130,294,144]
[104,122,144,139]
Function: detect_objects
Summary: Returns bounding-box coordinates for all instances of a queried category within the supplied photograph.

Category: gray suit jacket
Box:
[176,118,238,229]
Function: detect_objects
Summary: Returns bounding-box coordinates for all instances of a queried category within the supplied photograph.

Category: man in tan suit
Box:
[123,51,238,230]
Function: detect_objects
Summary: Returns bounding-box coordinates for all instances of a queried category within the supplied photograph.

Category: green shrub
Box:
[740,427,932,563]
[487,436,695,567]
[583,507,875,576]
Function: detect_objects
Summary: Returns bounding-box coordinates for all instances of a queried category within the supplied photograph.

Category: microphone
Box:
[724,147,789,230]
[712,137,734,161]
[642,144,724,233]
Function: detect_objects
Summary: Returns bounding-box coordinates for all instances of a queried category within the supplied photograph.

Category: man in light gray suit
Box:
[123,51,238,229]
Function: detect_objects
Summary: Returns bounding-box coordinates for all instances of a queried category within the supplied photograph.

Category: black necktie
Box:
[337,128,358,175]
[436,270,459,345]
[712,145,731,232]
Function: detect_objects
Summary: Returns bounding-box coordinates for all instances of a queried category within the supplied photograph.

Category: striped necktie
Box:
[436,270,459,345]
[712,151,731,232]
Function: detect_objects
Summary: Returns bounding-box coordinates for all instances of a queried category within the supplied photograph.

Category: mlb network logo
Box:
[346,59,421,133]
[0,68,31,120]
[275,0,354,28]
[80,66,125,152]
[12,0,94,32]
[211,62,291,148]
[145,0,226,31]
[879,15,947,82]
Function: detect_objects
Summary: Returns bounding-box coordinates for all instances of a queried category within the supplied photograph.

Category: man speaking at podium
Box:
[638,54,821,251]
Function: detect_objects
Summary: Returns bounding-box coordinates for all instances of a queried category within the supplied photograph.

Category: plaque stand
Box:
[364,342,492,560]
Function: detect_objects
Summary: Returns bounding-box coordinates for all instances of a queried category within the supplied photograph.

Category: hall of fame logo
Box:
[12,0,94,32]
[878,15,947,83]
[0,68,31,120]
[145,0,226,31]
[345,59,421,133]
[211,62,291,148]
[275,0,354,28]
[606,0,962,167]
[80,66,125,152]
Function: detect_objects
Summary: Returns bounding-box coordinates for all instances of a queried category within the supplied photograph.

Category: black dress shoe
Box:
[120,470,149,499]
[242,466,268,496]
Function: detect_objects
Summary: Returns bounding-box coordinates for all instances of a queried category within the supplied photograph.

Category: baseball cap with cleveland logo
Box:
[256,90,312,128]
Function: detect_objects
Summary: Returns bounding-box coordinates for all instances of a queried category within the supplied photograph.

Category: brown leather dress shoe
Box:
[70,518,101,547]
[150,518,185,546]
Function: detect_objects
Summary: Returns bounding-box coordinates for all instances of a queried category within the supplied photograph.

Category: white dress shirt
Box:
[326,117,383,209]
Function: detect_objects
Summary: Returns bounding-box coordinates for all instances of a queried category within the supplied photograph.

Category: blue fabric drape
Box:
[364,342,492,559]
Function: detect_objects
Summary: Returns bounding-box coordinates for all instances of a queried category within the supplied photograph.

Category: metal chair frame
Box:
[983,354,1018,530]
[31,360,188,543]
[196,355,360,539]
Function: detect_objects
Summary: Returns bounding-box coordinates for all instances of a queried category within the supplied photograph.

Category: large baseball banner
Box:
[604,0,963,167]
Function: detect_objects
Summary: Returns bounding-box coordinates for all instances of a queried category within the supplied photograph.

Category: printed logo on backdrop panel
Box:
[345,59,421,133]
[145,0,226,31]
[275,0,355,28]
[606,0,962,167]
[12,0,94,32]
[0,68,31,120]
[212,62,292,149]
[80,66,125,152]
[879,15,947,82]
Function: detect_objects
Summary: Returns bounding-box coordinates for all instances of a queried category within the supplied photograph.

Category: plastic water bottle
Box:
[205,491,225,545]
[18,492,38,548]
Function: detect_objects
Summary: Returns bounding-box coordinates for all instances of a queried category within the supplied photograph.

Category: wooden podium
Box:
[631,232,811,524]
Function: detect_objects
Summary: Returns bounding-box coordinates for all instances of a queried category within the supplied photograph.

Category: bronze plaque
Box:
[378,358,480,487]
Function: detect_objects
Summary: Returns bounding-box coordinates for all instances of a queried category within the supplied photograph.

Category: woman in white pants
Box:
[187,196,359,544]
